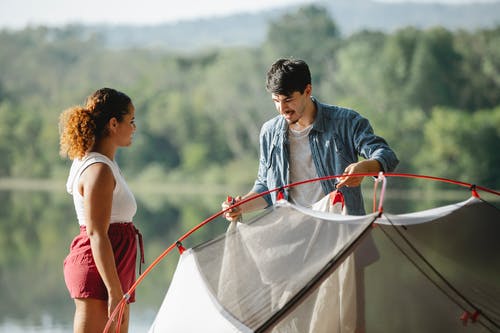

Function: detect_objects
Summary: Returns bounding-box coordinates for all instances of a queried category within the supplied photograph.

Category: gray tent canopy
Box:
[147,177,500,333]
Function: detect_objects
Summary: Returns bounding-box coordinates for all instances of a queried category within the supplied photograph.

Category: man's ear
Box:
[304,84,312,97]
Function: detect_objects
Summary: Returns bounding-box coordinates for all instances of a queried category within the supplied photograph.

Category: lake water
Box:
[1,178,498,332]
[0,185,229,333]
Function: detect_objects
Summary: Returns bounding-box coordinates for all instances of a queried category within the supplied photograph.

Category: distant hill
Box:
[327,0,500,33]
[76,0,500,51]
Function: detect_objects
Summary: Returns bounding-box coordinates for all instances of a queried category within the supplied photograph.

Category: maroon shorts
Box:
[63,222,143,303]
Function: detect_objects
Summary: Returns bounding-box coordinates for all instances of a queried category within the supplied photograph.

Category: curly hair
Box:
[59,88,132,160]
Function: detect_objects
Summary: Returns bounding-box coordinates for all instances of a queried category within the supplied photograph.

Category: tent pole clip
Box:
[277,187,285,201]
[470,184,480,198]
[460,311,470,326]
[176,241,186,254]
[460,310,479,326]
[471,310,480,323]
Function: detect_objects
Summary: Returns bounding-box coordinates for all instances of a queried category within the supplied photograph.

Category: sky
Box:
[0,0,497,29]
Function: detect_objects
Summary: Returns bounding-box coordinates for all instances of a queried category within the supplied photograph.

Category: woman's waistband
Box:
[79,222,136,234]
[79,222,145,273]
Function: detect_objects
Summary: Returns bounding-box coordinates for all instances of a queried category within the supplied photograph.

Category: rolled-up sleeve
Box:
[353,115,399,173]
[251,125,273,206]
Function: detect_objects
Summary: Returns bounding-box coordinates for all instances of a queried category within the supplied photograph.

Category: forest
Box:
[0,4,499,191]
[0,6,499,327]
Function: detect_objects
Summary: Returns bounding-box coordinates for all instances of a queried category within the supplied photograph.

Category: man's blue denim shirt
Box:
[251,96,399,215]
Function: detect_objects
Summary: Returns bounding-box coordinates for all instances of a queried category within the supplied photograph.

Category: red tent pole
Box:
[103,172,500,332]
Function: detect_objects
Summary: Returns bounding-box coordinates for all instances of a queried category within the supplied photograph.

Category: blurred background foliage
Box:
[0,4,499,329]
[0,3,499,249]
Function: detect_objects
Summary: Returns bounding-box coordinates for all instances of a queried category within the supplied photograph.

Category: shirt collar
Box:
[310,96,325,133]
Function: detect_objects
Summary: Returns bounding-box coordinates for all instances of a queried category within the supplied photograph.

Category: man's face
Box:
[271,85,311,125]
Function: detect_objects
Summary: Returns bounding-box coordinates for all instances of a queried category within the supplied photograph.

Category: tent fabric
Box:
[370,197,500,332]
[148,195,500,333]
[148,249,252,333]
[195,202,376,332]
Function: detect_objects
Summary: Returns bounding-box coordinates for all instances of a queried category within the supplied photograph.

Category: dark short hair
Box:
[265,58,311,96]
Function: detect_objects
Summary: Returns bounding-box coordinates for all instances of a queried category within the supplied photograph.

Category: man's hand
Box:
[221,196,242,222]
[336,159,381,188]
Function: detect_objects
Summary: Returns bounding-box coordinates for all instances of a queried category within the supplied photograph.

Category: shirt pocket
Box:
[266,143,283,170]
[332,133,353,170]
[266,144,283,183]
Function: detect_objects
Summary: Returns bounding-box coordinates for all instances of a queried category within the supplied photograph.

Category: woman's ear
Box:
[108,117,118,133]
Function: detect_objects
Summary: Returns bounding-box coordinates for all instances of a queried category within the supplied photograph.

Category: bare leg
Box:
[74,298,129,333]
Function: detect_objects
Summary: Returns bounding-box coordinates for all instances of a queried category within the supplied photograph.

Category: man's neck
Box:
[291,98,316,130]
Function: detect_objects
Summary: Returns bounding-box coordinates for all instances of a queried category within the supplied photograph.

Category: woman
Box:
[59,88,142,333]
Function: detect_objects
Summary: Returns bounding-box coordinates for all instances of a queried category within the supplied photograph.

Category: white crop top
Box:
[66,152,137,226]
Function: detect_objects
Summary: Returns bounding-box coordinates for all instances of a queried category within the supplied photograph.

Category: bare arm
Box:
[80,163,124,318]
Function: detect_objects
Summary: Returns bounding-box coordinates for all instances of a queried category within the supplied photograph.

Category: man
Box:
[222,58,399,332]
[223,58,398,219]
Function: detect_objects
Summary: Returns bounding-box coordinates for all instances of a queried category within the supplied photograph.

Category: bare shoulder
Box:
[79,162,115,195]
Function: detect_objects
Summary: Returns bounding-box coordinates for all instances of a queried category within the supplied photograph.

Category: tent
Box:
[106,174,500,332]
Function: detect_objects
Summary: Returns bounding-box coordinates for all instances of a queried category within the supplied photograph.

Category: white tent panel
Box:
[148,249,252,333]
[377,197,479,225]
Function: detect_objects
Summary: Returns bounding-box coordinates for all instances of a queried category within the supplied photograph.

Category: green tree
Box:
[379,27,421,110]
[454,27,500,111]
[264,5,340,84]
[415,106,500,188]
[198,48,266,158]
[0,101,16,176]
[406,27,463,114]
[326,30,387,113]
[1,22,499,190]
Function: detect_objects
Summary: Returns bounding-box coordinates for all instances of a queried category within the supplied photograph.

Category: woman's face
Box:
[115,103,136,147]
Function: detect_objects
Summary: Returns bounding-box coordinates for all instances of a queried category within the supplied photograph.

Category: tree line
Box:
[0,5,499,190]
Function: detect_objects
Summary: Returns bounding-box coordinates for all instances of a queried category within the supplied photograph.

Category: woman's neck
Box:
[90,140,116,160]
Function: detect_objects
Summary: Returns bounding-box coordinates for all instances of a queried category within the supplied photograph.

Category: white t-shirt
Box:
[288,125,324,208]
[66,152,137,226]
